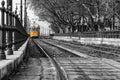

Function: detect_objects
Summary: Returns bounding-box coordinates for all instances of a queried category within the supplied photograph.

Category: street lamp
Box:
[7,0,12,10]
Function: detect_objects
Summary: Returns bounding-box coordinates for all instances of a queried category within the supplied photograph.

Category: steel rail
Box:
[40,39,120,72]
[31,39,67,80]
[47,39,120,58]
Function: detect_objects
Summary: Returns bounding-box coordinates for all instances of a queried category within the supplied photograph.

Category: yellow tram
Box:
[30,31,39,38]
[29,25,40,38]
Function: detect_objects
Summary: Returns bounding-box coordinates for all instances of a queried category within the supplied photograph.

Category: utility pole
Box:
[112,1,115,30]
[20,0,23,24]
[96,0,100,31]
[24,0,27,30]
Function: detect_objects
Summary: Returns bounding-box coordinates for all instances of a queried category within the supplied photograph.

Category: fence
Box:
[53,30,120,38]
[0,1,28,60]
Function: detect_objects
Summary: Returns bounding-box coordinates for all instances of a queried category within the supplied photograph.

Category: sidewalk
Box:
[0,38,29,80]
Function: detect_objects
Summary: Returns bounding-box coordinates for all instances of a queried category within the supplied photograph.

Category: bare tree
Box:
[28,0,120,33]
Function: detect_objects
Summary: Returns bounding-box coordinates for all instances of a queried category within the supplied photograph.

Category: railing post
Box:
[6,1,10,50]
[0,0,6,60]
[13,9,17,51]
[6,8,9,53]
[7,6,13,55]
[13,6,19,50]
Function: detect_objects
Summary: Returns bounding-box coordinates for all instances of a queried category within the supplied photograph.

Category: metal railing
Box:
[0,1,28,60]
[80,31,120,38]
[53,30,120,39]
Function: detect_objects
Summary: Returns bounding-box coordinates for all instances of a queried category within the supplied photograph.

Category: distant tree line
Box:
[29,0,120,33]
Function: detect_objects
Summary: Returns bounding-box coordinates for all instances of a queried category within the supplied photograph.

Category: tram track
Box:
[32,39,67,80]
[43,39,120,61]
[33,38,120,80]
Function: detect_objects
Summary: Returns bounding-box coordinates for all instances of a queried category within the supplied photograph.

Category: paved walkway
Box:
[0,39,29,80]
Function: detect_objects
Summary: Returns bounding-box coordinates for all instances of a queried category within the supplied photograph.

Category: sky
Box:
[0,0,51,35]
